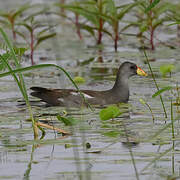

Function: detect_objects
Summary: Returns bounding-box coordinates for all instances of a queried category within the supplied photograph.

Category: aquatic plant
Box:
[73,76,86,84]
[17,12,56,65]
[57,114,79,126]
[0,4,56,65]
[56,0,107,44]
[56,0,138,51]
[166,2,180,41]
[0,32,92,139]
[99,105,123,121]
[160,64,174,77]
[100,0,138,51]
[0,4,30,41]
[128,0,171,50]
[139,98,154,123]
[143,49,167,118]
[0,28,39,139]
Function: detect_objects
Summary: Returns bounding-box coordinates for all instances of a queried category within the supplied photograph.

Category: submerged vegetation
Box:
[0,0,180,180]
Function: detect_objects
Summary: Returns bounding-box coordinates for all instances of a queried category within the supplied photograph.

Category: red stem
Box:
[75,13,82,40]
[114,22,119,52]
[12,22,16,40]
[97,18,103,44]
[97,0,103,45]
[60,0,65,14]
[30,30,34,65]
[149,0,155,50]
[177,24,180,39]
[150,27,155,50]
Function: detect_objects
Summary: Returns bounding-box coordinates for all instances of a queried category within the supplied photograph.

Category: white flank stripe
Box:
[71,92,78,96]
[83,93,94,99]
[70,92,94,99]
[58,98,64,102]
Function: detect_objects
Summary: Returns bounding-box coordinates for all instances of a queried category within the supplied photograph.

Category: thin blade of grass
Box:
[0,28,38,139]
[152,86,172,98]
[143,49,167,118]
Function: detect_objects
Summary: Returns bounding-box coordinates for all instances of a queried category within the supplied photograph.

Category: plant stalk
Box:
[30,29,34,65]
[12,22,16,41]
[0,28,38,139]
[143,49,167,118]
[97,0,103,45]
[114,22,119,52]
[149,0,155,50]
[75,13,82,40]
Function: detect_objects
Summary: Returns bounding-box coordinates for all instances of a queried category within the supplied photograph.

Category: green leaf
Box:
[79,57,95,66]
[13,3,31,19]
[13,47,27,57]
[145,0,160,13]
[103,130,120,138]
[34,33,56,49]
[57,114,78,126]
[73,76,85,84]
[59,4,100,26]
[23,8,49,21]
[99,105,122,120]
[117,2,138,20]
[0,52,11,71]
[160,64,174,77]
[152,86,172,98]
[139,98,146,105]
[105,0,117,17]
[79,23,95,37]
[18,23,33,32]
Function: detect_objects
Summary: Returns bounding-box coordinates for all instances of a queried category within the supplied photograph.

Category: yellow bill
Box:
[137,66,148,76]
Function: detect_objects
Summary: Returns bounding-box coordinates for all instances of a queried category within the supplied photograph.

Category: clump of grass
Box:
[0,27,38,139]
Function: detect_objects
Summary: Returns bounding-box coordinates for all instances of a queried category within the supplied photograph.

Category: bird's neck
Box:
[112,73,129,90]
[110,74,129,102]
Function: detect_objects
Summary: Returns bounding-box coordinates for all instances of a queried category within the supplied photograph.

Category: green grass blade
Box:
[152,86,172,98]
[143,49,167,118]
[0,28,38,139]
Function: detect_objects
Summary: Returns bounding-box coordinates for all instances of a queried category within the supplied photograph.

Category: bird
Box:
[30,61,147,107]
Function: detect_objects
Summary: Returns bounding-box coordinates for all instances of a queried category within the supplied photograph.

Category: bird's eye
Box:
[130,65,135,69]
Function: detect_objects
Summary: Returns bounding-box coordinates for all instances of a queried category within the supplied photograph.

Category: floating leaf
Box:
[65,144,72,148]
[103,130,120,138]
[99,105,122,120]
[139,98,146,105]
[160,64,174,77]
[152,86,172,98]
[57,114,78,126]
[86,142,91,149]
[73,76,85,84]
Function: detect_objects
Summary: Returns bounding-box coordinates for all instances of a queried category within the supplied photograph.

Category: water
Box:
[1,0,180,180]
